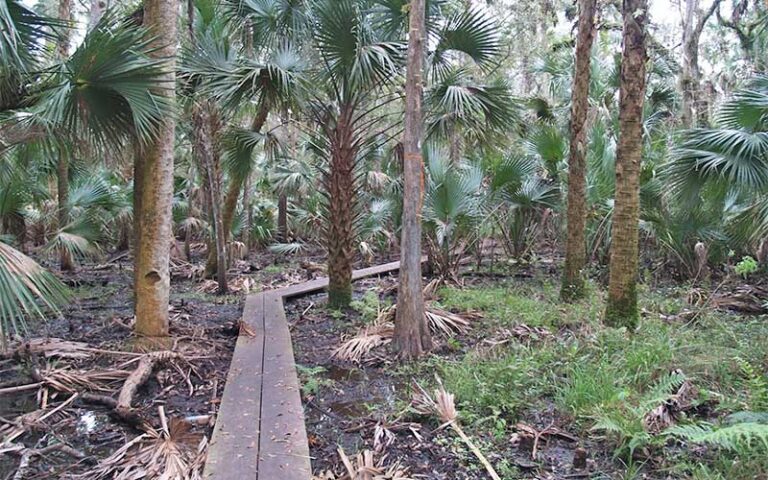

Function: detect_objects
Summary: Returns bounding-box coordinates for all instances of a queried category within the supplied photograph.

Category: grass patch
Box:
[425,280,768,477]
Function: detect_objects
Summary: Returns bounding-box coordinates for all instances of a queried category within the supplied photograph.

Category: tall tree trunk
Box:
[242,171,252,250]
[604,0,648,329]
[57,0,74,272]
[277,193,288,241]
[134,0,178,339]
[394,0,431,358]
[207,100,270,272]
[194,102,228,294]
[560,0,597,302]
[680,0,722,127]
[326,106,356,309]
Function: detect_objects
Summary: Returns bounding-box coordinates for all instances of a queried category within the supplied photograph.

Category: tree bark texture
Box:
[194,102,228,294]
[605,0,648,329]
[680,0,722,127]
[57,0,73,271]
[394,0,432,358]
[561,0,597,302]
[325,105,357,309]
[134,0,178,338]
[88,0,108,29]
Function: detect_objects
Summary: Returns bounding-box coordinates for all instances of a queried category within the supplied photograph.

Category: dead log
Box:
[78,393,148,430]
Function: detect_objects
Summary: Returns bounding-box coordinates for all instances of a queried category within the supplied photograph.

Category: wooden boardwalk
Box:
[204,261,403,479]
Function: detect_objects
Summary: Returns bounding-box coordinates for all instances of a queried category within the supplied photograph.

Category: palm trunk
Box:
[207,101,270,272]
[277,193,288,241]
[134,0,177,339]
[194,102,228,294]
[242,172,252,250]
[57,0,74,272]
[394,0,431,358]
[604,0,648,329]
[326,106,356,309]
[560,0,597,302]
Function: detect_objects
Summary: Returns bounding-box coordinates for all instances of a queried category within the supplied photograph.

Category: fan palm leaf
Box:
[0,241,69,346]
[33,15,171,147]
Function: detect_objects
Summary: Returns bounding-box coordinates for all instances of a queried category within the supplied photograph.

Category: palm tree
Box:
[423,148,485,281]
[604,0,649,329]
[184,0,305,276]
[305,0,405,308]
[665,76,768,252]
[561,0,597,302]
[489,154,559,259]
[394,0,431,358]
[0,1,168,344]
[133,0,178,340]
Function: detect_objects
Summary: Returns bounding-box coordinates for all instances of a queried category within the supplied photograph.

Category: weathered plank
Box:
[203,294,265,479]
[205,260,410,479]
[257,292,311,479]
[277,260,404,298]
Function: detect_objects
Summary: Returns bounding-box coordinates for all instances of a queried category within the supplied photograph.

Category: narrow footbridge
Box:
[203,261,403,479]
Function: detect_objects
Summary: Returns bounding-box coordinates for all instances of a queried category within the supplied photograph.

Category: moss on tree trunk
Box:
[560,0,597,303]
[604,0,648,330]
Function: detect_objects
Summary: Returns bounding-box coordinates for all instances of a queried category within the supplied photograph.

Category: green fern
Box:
[639,370,687,412]
[670,422,768,451]
[737,357,768,411]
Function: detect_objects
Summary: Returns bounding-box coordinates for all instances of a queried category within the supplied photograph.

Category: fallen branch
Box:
[117,351,180,411]
[78,393,148,430]
[0,382,43,395]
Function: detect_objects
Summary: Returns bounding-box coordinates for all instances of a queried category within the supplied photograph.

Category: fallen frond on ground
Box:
[412,380,501,480]
[311,447,412,480]
[35,365,130,393]
[332,306,472,362]
[481,324,553,349]
[76,407,207,480]
[3,338,93,360]
[332,324,394,363]
[197,276,254,294]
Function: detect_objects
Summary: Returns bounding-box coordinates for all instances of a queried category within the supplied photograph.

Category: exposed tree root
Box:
[117,351,180,411]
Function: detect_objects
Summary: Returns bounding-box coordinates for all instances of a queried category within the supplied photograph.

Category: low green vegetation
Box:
[428,281,768,478]
[297,365,333,397]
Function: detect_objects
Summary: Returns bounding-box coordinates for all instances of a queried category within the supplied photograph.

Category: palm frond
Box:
[0,241,69,344]
[35,15,171,147]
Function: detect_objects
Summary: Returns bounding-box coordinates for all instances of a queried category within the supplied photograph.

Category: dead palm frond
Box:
[76,408,206,480]
[412,379,501,480]
[311,447,411,480]
[332,306,472,362]
[424,308,471,337]
[3,337,92,360]
[332,323,394,363]
[373,422,396,453]
[38,365,130,393]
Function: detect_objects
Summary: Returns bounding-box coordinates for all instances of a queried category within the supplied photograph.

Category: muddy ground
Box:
[288,272,632,480]
[0,248,331,479]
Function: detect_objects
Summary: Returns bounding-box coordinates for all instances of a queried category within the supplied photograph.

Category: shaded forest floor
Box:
[1,251,767,479]
[0,249,331,478]
[289,265,768,480]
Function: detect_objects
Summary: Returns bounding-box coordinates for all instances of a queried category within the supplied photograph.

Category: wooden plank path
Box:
[204,261,404,479]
